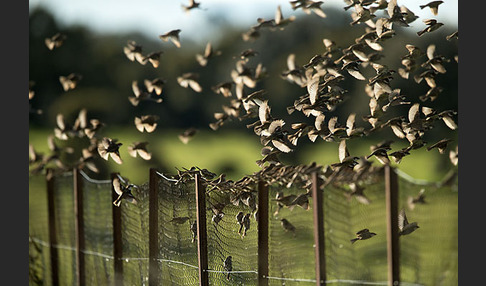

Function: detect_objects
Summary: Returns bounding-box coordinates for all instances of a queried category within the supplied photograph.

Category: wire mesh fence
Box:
[28,165,458,286]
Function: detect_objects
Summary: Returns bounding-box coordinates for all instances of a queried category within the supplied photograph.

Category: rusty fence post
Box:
[111,173,123,286]
[311,172,326,285]
[73,168,86,286]
[257,180,269,286]
[194,173,209,286]
[148,168,160,286]
[385,165,400,286]
[46,168,59,286]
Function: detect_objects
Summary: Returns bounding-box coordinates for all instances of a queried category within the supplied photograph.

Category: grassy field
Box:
[29,127,454,184]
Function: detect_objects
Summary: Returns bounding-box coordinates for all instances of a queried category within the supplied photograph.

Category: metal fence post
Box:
[46,168,59,286]
[148,168,160,286]
[111,173,123,286]
[195,173,209,286]
[73,168,86,286]
[311,172,326,285]
[385,165,400,286]
[257,180,269,286]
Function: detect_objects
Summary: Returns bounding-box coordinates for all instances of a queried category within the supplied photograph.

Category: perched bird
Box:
[417,19,444,36]
[426,138,453,154]
[407,188,426,210]
[134,115,159,133]
[112,176,138,207]
[224,256,233,280]
[178,128,198,144]
[159,29,181,48]
[236,211,245,234]
[419,1,443,16]
[45,33,66,50]
[241,213,251,237]
[97,137,123,164]
[169,216,190,224]
[190,220,197,243]
[59,73,82,92]
[350,228,376,244]
[177,72,202,92]
[398,209,419,236]
[127,141,152,160]
[280,218,296,234]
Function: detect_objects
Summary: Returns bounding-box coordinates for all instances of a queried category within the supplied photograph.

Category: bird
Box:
[407,188,426,210]
[426,138,453,154]
[280,218,296,234]
[224,256,232,280]
[178,128,198,144]
[59,73,82,92]
[97,137,123,164]
[212,212,225,225]
[236,211,245,234]
[123,40,146,64]
[419,1,443,16]
[350,228,376,243]
[127,141,152,160]
[417,19,444,36]
[449,145,458,166]
[112,176,138,207]
[129,80,163,106]
[169,216,190,224]
[134,115,159,133]
[398,209,419,236]
[159,29,181,48]
[182,0,202,12]
[45,32,66,50]
[190,220,197,243]
[144,78,166,96]
[142,51,163,68]
[196,42,221,66]
[274,5,296,29]
[241,213,251,237]
[366,147,390,165]
[177,72,202,92]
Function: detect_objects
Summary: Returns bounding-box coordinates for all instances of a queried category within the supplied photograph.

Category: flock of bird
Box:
[30,0,457,279]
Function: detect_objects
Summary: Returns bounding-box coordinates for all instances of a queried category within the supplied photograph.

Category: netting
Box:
[28,167,458,286]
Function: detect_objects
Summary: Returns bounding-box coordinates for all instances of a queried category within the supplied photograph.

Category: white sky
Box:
[29,0,458,43]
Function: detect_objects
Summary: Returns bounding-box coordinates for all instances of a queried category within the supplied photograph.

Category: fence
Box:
[28,164,458,286]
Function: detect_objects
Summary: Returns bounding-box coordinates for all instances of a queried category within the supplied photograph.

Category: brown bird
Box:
[236,211,245,234]
[366,148,390,165]
[134,115,159,133]
[142,51,163,68]
[59,73,82,92]
[129,80,163,106]
[123,40,145,64]
[419,1,443,16]
[97,137,123,164]
[45,33,67,50]
[241,213,251,237]
[280,218,296,234]
[407,188,426,210]
[196,42,221,66]
[127,141,152,160]
[398,209,419,236]
[178,128,198,144]
[177,72,202,92]
[112,176,138,207]
[159,29,181,48]
[190,220,197,243]
[182,0,202,12]
[144,78,166,96]
[427,138,453,154]
[350,228,376,243]
[417,19,444,36]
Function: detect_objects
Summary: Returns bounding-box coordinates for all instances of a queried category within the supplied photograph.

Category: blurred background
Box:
[29,0,458,184]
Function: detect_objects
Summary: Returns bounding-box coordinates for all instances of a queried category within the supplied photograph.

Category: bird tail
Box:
[417,30,425,37]
[350,238,359,244]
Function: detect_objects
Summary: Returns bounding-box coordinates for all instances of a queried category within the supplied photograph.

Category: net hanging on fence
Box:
[81,174,114,285]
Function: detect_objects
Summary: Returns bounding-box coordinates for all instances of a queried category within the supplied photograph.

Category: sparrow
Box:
[398,209,419,236]
[45,32,66,50]
[224,256,232,280]
[144,78,166,96]
[127,141,152,160]
[212,212,225,225]
[59,73,82,92]
[97,137,123,164]
[178,128,198,144]
[274,5,296,29]
[169,216,190,224]
[426,138,453,154]
[417,19,444,37]
[236,211,245,234]
[159,29,181,48]
[288,192,310,210]
[123,40,145,64]
[190,220,197,243]
[241,213,251,237]
[419,1,443,16]
[196,42,221,66]
[407,188,426,210]
[280,218,296,234]
[182,0,202,12]
[129,80,163,106]
[142,51,163,68]
[177,72,202,92]
[366,147,390,165]
[134,115,159,133]
[112,176,138,207]
[350,228,376,243]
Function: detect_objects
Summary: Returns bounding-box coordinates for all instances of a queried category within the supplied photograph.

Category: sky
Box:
[29,0,458,43]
